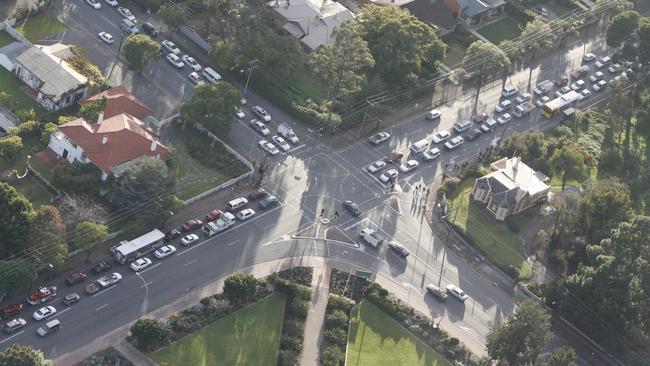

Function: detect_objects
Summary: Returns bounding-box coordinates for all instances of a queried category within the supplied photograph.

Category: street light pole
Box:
[108,30,127,81]
[242,59,259,97]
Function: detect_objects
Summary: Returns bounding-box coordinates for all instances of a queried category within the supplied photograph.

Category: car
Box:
[154,245,177,259]
[579,89,591,100]
[399,160,419,173]
[182,219,203,232]
[495,100,512,113]
[36,319,61,337]
[91,261,112,275]
[251,120,270,136]
[33,306,56,321]
[65,272,87,286]
[432,130,450,144]
[387,241,410,257]
[535,95,551,108]
[555,86,571,97]
[369,132,390,144]
[206,209,224,222]
[422,147,441,161]
[259,140,280,155]
[571,65,590,80]
[444,136,464,150]
[130,258,152,272]
[379,169,398,183]
[445,284,468,302]
[608,63,622,73]
[161,40,181,55]
[0,304,24,320]
[480,118,498,132]
[182,55,201,71]
[248,188,268,201]
[425,109,441,120]
[595,56,611,69]
[515,93,532,104]
[188,72,205,86]
[426,284,448,301]
[86,0,101,9]
[471,112,488,124]
[554,76,568,86]
[252,106,271,122]
[582,52,596,62]
[104,0,119,6]
[117,6,135,21]
[496,113,512,125]
[570,80,585,90]
[343,200,361,217]
[501,85,519,98]
[227,197,248,211]
[141,22,158,37]
[384,152,404,163]
[589,71,604,83]
[272,135,291,152]
[62,293,80,306]
[237,208,256,220]
[181,234,200,246]
[258,195,279,210]
[592,79,607,91]
[3,318,27,334]
[98,32,114,44]
[235,108,245,119]
[164,229,181,242]
[166,53,184,68]
[465,128,482,141]
[366,160,386,173]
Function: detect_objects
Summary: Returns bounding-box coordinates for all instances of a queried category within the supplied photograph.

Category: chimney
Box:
[96,111,104,125]
[150,140,158,152]
[102,135,108,145]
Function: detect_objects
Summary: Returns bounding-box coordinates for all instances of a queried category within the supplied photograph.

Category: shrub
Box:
[8,120,40,138]
[325,310,349,328]
[323,327,347,347]
[277,267,313,286]
[277,349,299,366]
[282,318,304,338]
[130,318,169,352]
[321,345,345,366]
[326,295,354,313]
[0,136,23,160]
[184,130,247,173]
[287,299,309,319]
[51,162,101,194]
[280,334,302,352]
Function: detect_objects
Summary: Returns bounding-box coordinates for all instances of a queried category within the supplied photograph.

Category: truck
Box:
[27,286,57,305]
[512,102,535,118]
[533,80,553,95]
[202,212,236,237]
[360,228,384,248]
[85,272,122,294]
[277,123,299,144]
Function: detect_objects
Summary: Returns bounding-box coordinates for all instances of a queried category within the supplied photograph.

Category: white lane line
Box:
[53,307,71,318]
[139,262,162,274]
[0,330,24,344]
[264,223,274,230]
[344,219,367,231]
[140,281,153,288]
[227,239,241,247]
[92,285,116,298]
[96,304,109,311]
[184,259,198,266]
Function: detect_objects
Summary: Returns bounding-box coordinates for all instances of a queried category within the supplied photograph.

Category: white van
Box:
[37,319,61,337]
[226,197,248,211]
[202,67,222,83]
[409,139,429,155]
[453,120,471,133]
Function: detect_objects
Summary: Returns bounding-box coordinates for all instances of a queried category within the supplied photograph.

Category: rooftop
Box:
[80,86,153,120]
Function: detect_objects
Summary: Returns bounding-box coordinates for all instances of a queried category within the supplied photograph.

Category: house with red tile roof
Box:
[79,86,153,120]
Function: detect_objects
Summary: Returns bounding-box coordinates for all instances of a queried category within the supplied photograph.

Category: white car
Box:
[366,160,386,173]
[422,147,441,161]
[154,245,176,259]
[251,120,270,136]
[570,80,585,90]
[237,208,256,220]
[495,100,512,113]
[369,132,390,144]
[579,89,591,100]
[534,95,550,108]
[608,63,622,73]
[189,72,205,86]
[399,160,419,173]
[496,113,512,125]
[252,106,271,122]
[589,71,604,83]
[446,284,469,302]
[595,56,611,69]
[161,40,181,55]
[86,0,101,9]
[379,169,398,183]
[501,85,518,98]
[515,93,531,104]
[444,136,464,150]
[480,119,498,132]
[33,306,56,321]
[182,55,201,71]
[272,136,290,152]
[166,53,184,68]
[130,258,152,272]
[258,140,279,155]
[117,6,135,21]
[555,86,571,97]
[104,0,119,6]
[582,52,596,62]
[98,32,114,44]
[235,108,245,119]
[431,130,450,144]
[181,234,200,246]
[592,80,607,92]
[425,109,441,120]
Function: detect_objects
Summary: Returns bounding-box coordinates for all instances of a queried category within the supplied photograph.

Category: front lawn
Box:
[0,67,39,111]
[150,293,285,366]
[347,301,450,366]
[16,14,65,43]
[477,17,523,46]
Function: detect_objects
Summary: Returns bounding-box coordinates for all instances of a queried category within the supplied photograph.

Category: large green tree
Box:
[542,346,577,366]
[549,144,589,190]
[638,17,650,64]
[72,221,108,260]
[0,344,51,366]
[0,183,34,255]
[157,4,187,36]
[0,136,23,160]
[0,260,36,295]
[130,318,169,352]
[576,178,632,245]
[223,273,257,305]
[179,82,241,136]
[122,34,160,72]
[26,206,68,268]
[357,4,446,83]
[462,41,510,110]
[606,10,640,48]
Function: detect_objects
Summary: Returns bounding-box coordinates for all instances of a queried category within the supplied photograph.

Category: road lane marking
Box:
[227,239,240,247]
[92,285,116,298]
[139,262,161,274]
[0,330,24,344]
[184,259,198,266]
[53,307,71,319]
[96,304,109,311]
[140,281,153,288]
[264,223,274,230]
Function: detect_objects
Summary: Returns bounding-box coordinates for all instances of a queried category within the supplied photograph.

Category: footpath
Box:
[299,266,331,366]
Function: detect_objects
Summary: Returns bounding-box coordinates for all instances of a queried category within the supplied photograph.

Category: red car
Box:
[27,286,57,305]
[384,152,404,163]
[471,112,488,124]
[182,219,203,232]
[554,76,568,87]
[426,284,448,301]
[248,188,268,201]
[65,272,87,286]
[0,304,24,319]
[206,210,224,222]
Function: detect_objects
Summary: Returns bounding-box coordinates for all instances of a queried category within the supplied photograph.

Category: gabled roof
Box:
[80,86,153,120]
[57,113,169,175]
[479,157,550,207]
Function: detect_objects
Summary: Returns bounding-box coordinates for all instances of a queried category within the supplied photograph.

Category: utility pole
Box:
[357,99,376,138]
[241,59,259,97]
[108,29,127,81]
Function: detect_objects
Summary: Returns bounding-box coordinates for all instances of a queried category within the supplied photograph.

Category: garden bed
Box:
[75,347,133,366]
[320,295,354,366]
[329,268,370,303]
[270,276,313,365]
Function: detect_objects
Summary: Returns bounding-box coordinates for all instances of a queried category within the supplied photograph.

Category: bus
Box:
[113,229,165,264]
[541,91,580,119]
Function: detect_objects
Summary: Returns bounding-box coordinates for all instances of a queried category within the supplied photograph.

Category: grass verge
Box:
[16,14,65,43]
[347,301,451,366]
[150,293,285,366]
[477,17,523,45]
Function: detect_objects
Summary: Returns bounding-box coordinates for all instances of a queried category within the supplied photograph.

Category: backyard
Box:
[347,301,450,366]
[441,26,480,67]
[150,293,285,366]
[477,17,523,46]
[0,67,39,111]
[0,136,53,206]
[16,14,65,43]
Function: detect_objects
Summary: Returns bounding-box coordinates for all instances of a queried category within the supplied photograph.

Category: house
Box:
[270,0,355,50]
[443,0,505,26]
[471,157,550,221]
[47,112,169,180]
[0,23,32,72]
[80,86,154,120]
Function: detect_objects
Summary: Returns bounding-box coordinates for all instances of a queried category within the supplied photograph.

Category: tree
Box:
[357,5,446,83]
[549,144,589,190]
[606,10,639,48]
[462,41,510,111]
[179,82,241,136]
[223,273,257,305]
[130,318,169,352]
[122,34,160,72]
[638,17,650,64]
[576,178,632,245]
[51,162,101,194]
[157,4,187,36]
[311,21,374,124]
[109,157,175,223]
[542,346,577,366]
[320,346,345,366]
[72,221,108,260]
[486,300,551,365]
[0,183,34,255]
[0,260,37,295]
[0,136,23,160]
[500,132,548,163]
[519,19,556,88]
[0,344,51,366]
[26,206,67,268]
[78,98,107,122]
[40,122,58,145]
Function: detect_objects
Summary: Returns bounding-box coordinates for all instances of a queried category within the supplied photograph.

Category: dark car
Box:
[259,195,280,210]
[62,293,81,306]
[91,261,112,275]
[384,152,404,163]
[465,128,482,141]
[0,303,24,320]
[343,200,361,217]
[248,188,268,201]
[65,272,87,286]
[181,219,203,232]
[141,22,158,37]
[471,112,488,124]
[164,229,181,242]
[554,76,568,86]
[387,241,410,257]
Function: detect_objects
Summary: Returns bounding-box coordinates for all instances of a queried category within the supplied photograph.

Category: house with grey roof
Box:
[471,157,550,221]
[444,0,505,26]
[0,22,32,72]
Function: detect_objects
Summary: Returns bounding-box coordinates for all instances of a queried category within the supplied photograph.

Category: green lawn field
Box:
[347,301,450,366]
[150,293,285,366]
[16,15,65,43]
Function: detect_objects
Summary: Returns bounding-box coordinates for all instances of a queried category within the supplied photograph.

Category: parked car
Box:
[251,120,270,136]
[379,169,398,183]
[258,195,279,210]
[595,56,611,69]
[104,0,119,6]
[465,128,482,141]
[164,229,181,242]
[272,135,291,152]
[182,55,201,71]
[399,160,419,173]
[117,6,135,21]
[495,100,512,112]
[188,72,204,86]
[91,261,112,275]
[387,241,410,257]
[98,32,114,44]
[181,234,200,246]
[252,106,271,122]
[182,219,203,232]
[141,22,158,37]
[62,293,80,306]
[86,0,101,9]
[431,130,450,144]
[422,147,441,161]
[206,209,224,222]
[0,304,24,320]
[161,40,181,55]
[235,108,245,119]
[130,258,152,272]
[554,76,568,86]
[343,200,361,217]
[579,89,592,100]
[592,80,607,91]
[471,112,488,124]
[555,86,571,97]
[237,208,256,220]
[582,52,596,62]
[445,284,469,302]
[571,65,590,80]
[384,152,403,164]
[369,132,390,144]
[501,85,518,98]
[589,71,604,83]
[608,63,622,73]
[33,306,56,321]
[248,188,268,201]
[426,284,448,301]
[515,93,532,104]
[480,119,498,132]
[166,53,184,68]
[535,95,551,108]
[154,245,176,259]
[367,160,386,173]
[3,318,27,334]
[444,136,464,150]
[497,113,512,125]
[570,79,585,90]
[425,109,441,120]
[259,140,280,155]
[65,272,87,286]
